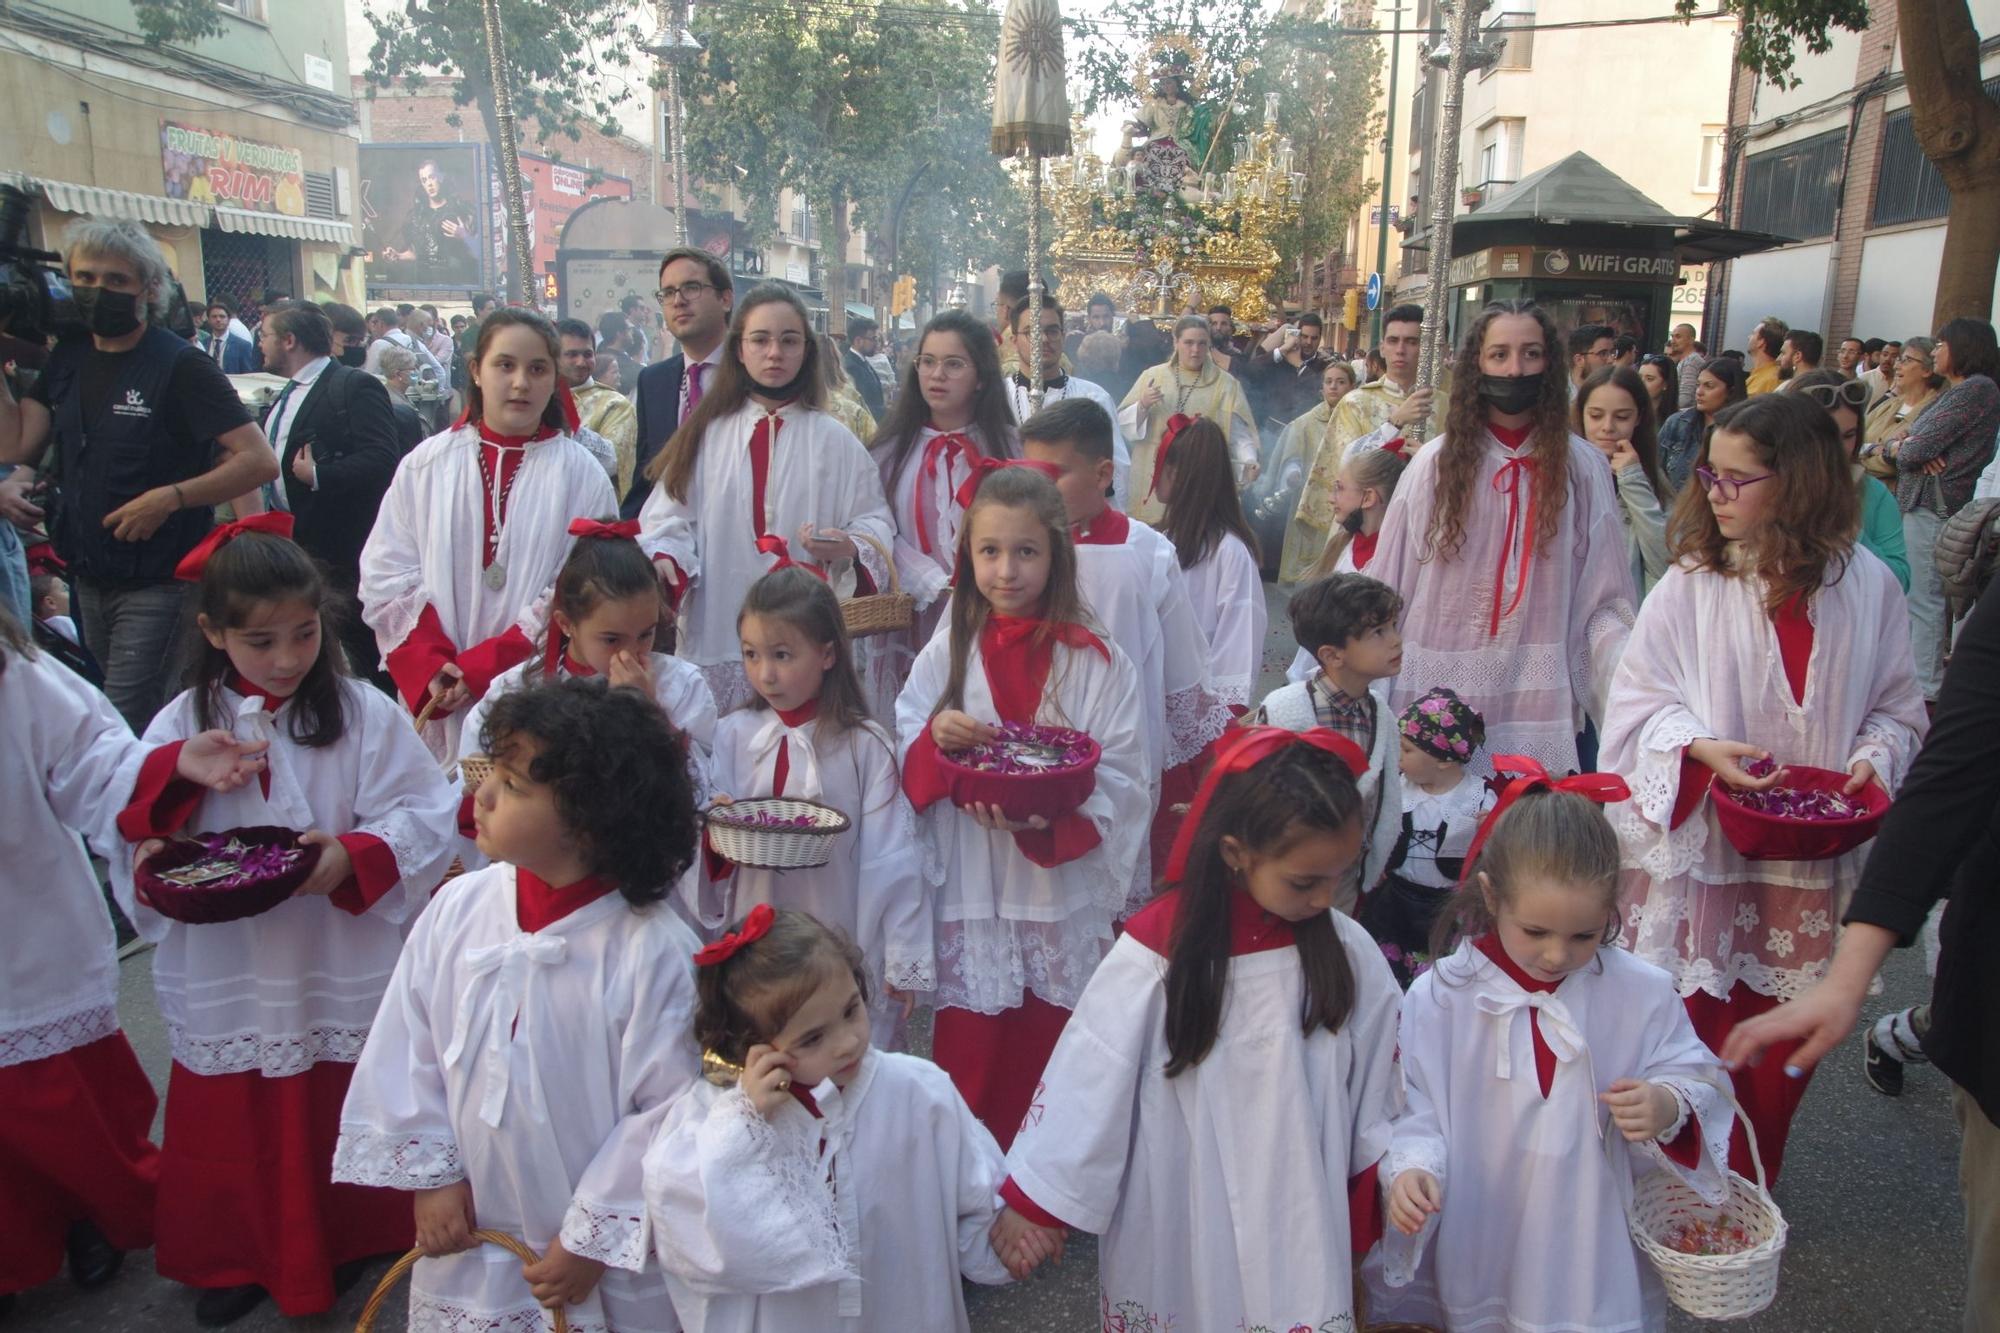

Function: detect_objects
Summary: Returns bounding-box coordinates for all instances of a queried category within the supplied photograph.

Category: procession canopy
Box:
[993,0,1073,159]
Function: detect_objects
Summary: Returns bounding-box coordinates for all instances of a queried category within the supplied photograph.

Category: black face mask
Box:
[74,286,143,339]
[751,363,814,403]
[339,346,368,368]
[1477,371,1543,416]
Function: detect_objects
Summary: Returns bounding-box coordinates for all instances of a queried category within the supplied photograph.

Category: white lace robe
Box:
[635,402,893,713]
[110,680,458,1077]
[893,632,1150,1014]
[644,1049,1011,1331]
[334,866,701,1333]
[1370,432,1637,774]
[1378,942,1733,1333]
[1179,530,1267,712]
[1,651,150,1067]
[1006,909,1402,1332]
[702,711,935,1046]
[1601,555,1928,1000]
[359,425,618,759]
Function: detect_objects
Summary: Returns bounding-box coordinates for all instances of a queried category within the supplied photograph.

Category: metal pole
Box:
[481,0,536,306]
[656,0,692,246]
[1372,5,1401,348]
[1026,152,1046,412]
[1415,0,1484,407]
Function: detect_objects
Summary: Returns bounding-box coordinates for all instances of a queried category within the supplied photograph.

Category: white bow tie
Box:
[444,932,567,1128]
[1474,989,1585,1082]
[749,712,822,802]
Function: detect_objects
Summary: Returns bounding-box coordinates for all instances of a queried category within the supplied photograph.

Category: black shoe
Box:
[0,1291,15,1319]
[1863,1023,1905,1097]
[100,880,138,951]
[66,1218,124,1290]
[193,1284,267,1328]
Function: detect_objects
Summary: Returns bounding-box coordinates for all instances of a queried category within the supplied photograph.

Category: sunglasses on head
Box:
[1798,380,1869,410]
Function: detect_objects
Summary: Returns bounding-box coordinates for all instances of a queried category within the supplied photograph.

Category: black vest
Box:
[45,326,217,582]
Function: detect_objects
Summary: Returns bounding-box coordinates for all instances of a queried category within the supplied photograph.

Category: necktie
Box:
[266,379,299,452]
[211,334,225,364]
[682,361,707,424]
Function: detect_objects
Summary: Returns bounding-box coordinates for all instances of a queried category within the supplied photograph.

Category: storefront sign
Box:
[161,121,306,216]
[517,153,633,291]
[1449,245,1682,287]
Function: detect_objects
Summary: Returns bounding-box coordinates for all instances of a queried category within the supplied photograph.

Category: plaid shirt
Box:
[1305,673,1377,754]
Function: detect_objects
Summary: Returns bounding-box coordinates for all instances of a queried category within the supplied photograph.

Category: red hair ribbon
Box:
[1456,754,1632,885]
[1381,436,1408,458]
[1161,725,1368,885]
[694,902,776,966]
[568,517,642,541]
[952,456,1064,510]
[1145,413,1196,500]
[173,512,296,582]
[755,534,828,582]
[24,542,64,576]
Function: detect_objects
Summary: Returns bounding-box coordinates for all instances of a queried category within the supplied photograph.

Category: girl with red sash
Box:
[893,465,1149,1147]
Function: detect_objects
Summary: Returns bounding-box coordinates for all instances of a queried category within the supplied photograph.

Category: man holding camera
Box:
[1252,312,1334,426]
[0,218,277,730]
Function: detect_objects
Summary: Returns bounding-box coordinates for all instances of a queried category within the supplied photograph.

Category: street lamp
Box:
[642,4,703,245]
[1414,0,1499,413]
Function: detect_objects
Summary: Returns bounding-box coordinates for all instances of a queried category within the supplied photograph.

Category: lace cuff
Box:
[706,1088,854,1288]
[1636,1075,1732,1207]
[0,1003,119,1068]
[366,582,429,657]
[883,956,936,993]
[1164,683,1232,769]
[331,1126,465,1189]
[1849,723,1905,793]
[560,1195,649,1272]
[1383,1139,1448,1188]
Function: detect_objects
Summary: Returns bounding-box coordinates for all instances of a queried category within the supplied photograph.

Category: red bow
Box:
[917,430,980,555]
[756,534,828,582]
[694,902,777,966]
[24,542,64,577]
[1146,413,1196,500]
[1457,754,1632,885]
[568,517,641,541]
[953,456,1064,510]
[1162,726,1368,884]
[1382,436,1408,458]
[1487,454,1536,638]
[173,512,296,582]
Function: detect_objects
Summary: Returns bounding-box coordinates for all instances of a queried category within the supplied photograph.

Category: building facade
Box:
[1,0,363,310]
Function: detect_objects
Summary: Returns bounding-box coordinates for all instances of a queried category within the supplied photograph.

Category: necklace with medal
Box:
[1169,364,1199,415]
[476,438,527,590]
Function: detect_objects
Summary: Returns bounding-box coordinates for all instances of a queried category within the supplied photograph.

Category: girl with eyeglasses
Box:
[636,284,895,713]
[1602,391,1928,1185]
[1790,367,1910,591]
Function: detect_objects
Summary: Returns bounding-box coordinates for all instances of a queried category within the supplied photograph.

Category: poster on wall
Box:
[161,121,306,215]
[517,154,634,286]
[361,143,488,292]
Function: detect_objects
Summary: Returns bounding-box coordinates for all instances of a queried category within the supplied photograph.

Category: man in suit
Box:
[256,301,401,687]
[198,300,257,373]
[843,316,887,418]
[626,245,735,518]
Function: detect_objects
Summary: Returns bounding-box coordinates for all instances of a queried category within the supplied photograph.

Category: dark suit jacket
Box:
[843,347,885,418]
[627,352,686,519]
[269,363,400,580]
[389,398,426,455]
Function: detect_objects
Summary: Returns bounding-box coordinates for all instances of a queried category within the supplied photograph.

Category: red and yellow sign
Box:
[161,121,307,216]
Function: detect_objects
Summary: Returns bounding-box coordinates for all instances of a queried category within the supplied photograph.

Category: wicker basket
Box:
[1625,1078,1787,1320]
[841,531,914,637]
[355,1230,566,1332]
[456,754,495,796]
[705,798,851,869]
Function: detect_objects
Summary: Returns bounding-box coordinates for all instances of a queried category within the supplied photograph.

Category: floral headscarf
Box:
[1399,686,1485,764]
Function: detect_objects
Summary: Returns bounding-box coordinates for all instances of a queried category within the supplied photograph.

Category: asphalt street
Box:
[13,581,1971,1331]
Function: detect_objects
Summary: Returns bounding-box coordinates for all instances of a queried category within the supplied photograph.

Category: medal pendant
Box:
[484,561,507,591]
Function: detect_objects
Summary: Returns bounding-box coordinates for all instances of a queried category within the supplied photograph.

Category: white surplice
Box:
[644,1049,1011,1331]
[1002,375,1131,509]
[359,425,618,759]
[1600,555,1928,1000]
[635,402,893,713]
[703,710,934,1046]
[1005,906,1402,1332]
[110,680,459,1077]
[334,865,702,1333]
[1178,529,1267,712]
[893,631,1149,1014]
[1369,432,1637,774]
[1,652,150,1067]
[1379,942,1734,1333]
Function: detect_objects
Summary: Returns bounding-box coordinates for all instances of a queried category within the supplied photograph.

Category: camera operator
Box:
[0,218,278,731]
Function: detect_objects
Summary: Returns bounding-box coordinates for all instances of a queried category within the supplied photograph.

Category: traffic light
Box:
[891,274,917,317]
[1342,287,1360,332]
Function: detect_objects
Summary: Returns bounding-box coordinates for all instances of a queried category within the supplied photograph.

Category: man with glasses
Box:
[1005,298,1129,508]
[842,316,886,418]
[628,246,734,518]
[1567,323,1617,395]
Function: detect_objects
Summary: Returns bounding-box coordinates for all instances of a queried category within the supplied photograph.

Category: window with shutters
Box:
[1738,131,1842,240]
[304,171,336,221]
[1872,80,2000,229]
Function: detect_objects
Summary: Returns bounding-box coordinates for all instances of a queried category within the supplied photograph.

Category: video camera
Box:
[0,182,197,368]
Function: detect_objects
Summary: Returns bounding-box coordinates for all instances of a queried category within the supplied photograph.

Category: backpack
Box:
[1934,496,2000,611]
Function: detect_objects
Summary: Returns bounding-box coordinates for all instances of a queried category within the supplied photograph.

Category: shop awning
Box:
[35,177,211,228]
[214,207,355,246]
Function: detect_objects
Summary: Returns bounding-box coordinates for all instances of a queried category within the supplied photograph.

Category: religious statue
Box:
[1111,40,1217,195]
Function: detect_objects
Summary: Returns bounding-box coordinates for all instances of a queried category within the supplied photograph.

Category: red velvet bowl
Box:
[938,725,1101,824]
[136,826,320,924]
[1710,767,1890,862]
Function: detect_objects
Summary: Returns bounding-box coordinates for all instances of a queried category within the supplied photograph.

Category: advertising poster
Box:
[518,153,634,285]
[161,120,306,215]
[362,143,488,292]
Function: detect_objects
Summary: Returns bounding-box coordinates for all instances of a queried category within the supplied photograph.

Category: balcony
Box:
[1462,178,1515,211]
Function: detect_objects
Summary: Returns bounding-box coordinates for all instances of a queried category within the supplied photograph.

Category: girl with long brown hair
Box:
[893,466,1150,1149]
[1603,390,1928,1184]
[635,284,894,712]
[1154,417,1266,713]
[1369,301,1637,774]
[1573,365,1671,596]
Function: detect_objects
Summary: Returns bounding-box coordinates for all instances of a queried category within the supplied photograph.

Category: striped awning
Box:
[35,177,211,228]
[214,206,354,247]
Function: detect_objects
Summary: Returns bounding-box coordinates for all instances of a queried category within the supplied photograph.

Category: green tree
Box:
[1693,0,1997,325]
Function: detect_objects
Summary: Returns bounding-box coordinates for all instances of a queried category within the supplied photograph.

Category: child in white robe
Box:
[112,520,459,1324]
[706,567,931,1049]
[896,464,1149,1148]
[645,906,1012,1330]
[1380,772,1733,1333]
[1149,416,1267,716]
[335,679,705,1333]
[993,727,1403,1331]
[1285,443,1412,685]
[1,613,266,1307]
[360,308,618,761]
[636,284,893,715]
